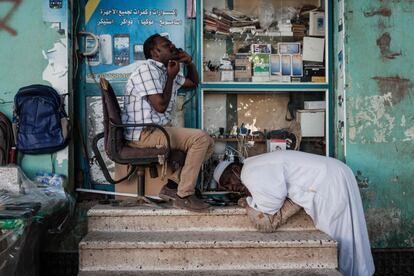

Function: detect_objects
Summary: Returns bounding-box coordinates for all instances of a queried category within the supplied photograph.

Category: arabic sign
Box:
[84,0,185,82]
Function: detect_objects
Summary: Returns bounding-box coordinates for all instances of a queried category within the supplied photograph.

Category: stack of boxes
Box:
[251,54,270,82]
[297,101,326,137]
[251,44,271,82]
[234,53,252,82]
[203,41,324,83]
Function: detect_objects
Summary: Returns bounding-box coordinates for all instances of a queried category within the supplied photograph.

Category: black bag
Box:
[0,112,14,165]
[13,85,69,154]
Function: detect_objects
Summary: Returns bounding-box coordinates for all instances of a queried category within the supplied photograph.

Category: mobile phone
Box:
[281,55,292,76]
[278,43,300,55]
[85,37,100,66]
[133,44,145,61]
[99,34,112,65]
[49,0,63,9]
[113,34,130,66]
[292,55,303,76]
[270,54,281,76]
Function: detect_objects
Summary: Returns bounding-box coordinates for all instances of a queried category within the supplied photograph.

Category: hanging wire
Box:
[178,2,198,111]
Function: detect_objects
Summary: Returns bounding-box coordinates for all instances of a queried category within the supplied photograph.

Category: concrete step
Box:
[79,268,342,275]
[87,204,316,232]
[79,230,337,272]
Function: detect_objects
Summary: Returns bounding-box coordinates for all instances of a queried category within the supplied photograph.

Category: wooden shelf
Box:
[213,136,266,143]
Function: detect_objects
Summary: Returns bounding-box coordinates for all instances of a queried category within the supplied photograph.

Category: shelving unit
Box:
[196,0,332,157]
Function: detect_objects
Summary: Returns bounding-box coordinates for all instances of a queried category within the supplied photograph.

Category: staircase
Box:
[79,204,341,275]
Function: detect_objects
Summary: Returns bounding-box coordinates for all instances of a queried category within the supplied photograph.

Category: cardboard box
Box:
[235,54,251,66]
[235,70,252,79]
[252,53,270,65]
[234,54,252,82]
[267,139,287,152]
[302,67,325,82]
[252,75,270,82]
[304,101,325,109]
[203,71,220,82]
[235,61,251,67]
[311,76,326,83]
[115,163,172,199]
[234,65,250,71]
[309,11,325,36]
[251,44,271,54]
[234,77,252,82]
[220,70,234,82]
[296,109,325,137]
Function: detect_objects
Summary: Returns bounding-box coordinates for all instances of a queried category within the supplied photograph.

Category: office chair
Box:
[92,78,179,204]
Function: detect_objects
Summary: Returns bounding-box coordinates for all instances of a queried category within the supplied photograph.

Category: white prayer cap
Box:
[213,160,233,184]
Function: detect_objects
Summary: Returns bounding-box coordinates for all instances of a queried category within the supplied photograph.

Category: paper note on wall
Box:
[303,37,325,62]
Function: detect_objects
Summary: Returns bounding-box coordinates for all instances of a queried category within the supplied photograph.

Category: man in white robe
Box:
[214,150,375,276]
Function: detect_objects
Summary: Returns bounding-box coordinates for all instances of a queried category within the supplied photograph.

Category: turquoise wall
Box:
[0,0,69,180]
[342,1,414,248]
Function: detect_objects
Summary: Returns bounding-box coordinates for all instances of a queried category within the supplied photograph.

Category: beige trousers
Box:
[129,127,214,197]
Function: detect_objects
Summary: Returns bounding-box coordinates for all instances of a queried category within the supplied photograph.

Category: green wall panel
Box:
[344,0,414,248]
[0,0,68,179]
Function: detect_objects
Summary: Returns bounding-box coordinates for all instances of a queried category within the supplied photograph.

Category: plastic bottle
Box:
[34,171,54,186]
[49,173,63,188]
[34,171,46,185]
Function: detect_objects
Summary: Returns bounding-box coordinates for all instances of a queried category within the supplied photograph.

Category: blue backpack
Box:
[13,84,69,154]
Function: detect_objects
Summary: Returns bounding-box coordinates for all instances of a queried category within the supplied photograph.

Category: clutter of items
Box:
[0,166,73,275]
[201,91,326,193]
[203,3,326,83]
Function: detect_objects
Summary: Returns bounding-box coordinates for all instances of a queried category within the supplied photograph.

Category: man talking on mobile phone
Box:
[121,33,213,212]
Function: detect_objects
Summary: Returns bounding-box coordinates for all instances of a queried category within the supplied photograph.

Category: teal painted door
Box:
[343,0,414,248]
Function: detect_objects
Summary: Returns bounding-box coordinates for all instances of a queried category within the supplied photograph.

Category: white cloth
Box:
[213,160,232,183]
[241,151,375,276]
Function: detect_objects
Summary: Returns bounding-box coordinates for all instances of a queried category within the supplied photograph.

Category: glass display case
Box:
[196,0,331,191]
[201,0,328,84]
[197,0,332,158]
[202,89,328,156]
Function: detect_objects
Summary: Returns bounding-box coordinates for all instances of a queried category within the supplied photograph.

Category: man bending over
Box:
[214,150,375,276]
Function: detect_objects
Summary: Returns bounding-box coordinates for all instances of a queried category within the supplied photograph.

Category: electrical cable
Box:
[72,0,81,79]
[178,3,198,111]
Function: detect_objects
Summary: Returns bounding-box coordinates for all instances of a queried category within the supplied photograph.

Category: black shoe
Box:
[159,184,178,202]
[174,194,211,213]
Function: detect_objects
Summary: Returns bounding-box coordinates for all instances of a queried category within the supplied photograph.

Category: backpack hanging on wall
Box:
[13,84,69,154]
[0,112,15,165]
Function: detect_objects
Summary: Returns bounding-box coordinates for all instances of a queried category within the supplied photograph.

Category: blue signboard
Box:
[84,0,185,82]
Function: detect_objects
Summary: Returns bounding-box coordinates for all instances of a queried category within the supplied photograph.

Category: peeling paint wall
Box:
[342,0,414,248]
[0,1,69,181]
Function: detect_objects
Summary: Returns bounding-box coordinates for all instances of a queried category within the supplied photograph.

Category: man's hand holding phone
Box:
[176,49,192,65]
[167,60,180,78]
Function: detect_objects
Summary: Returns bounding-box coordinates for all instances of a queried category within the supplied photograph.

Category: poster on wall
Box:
[84,0,186,82]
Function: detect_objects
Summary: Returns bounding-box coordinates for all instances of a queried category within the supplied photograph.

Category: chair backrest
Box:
[98,78,168,167]
[99,78,125,159]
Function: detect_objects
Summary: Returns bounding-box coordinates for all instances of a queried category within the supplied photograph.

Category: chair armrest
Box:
[91,132,136,184]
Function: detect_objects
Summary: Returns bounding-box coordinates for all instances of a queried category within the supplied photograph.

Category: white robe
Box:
[241,151,375,276]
